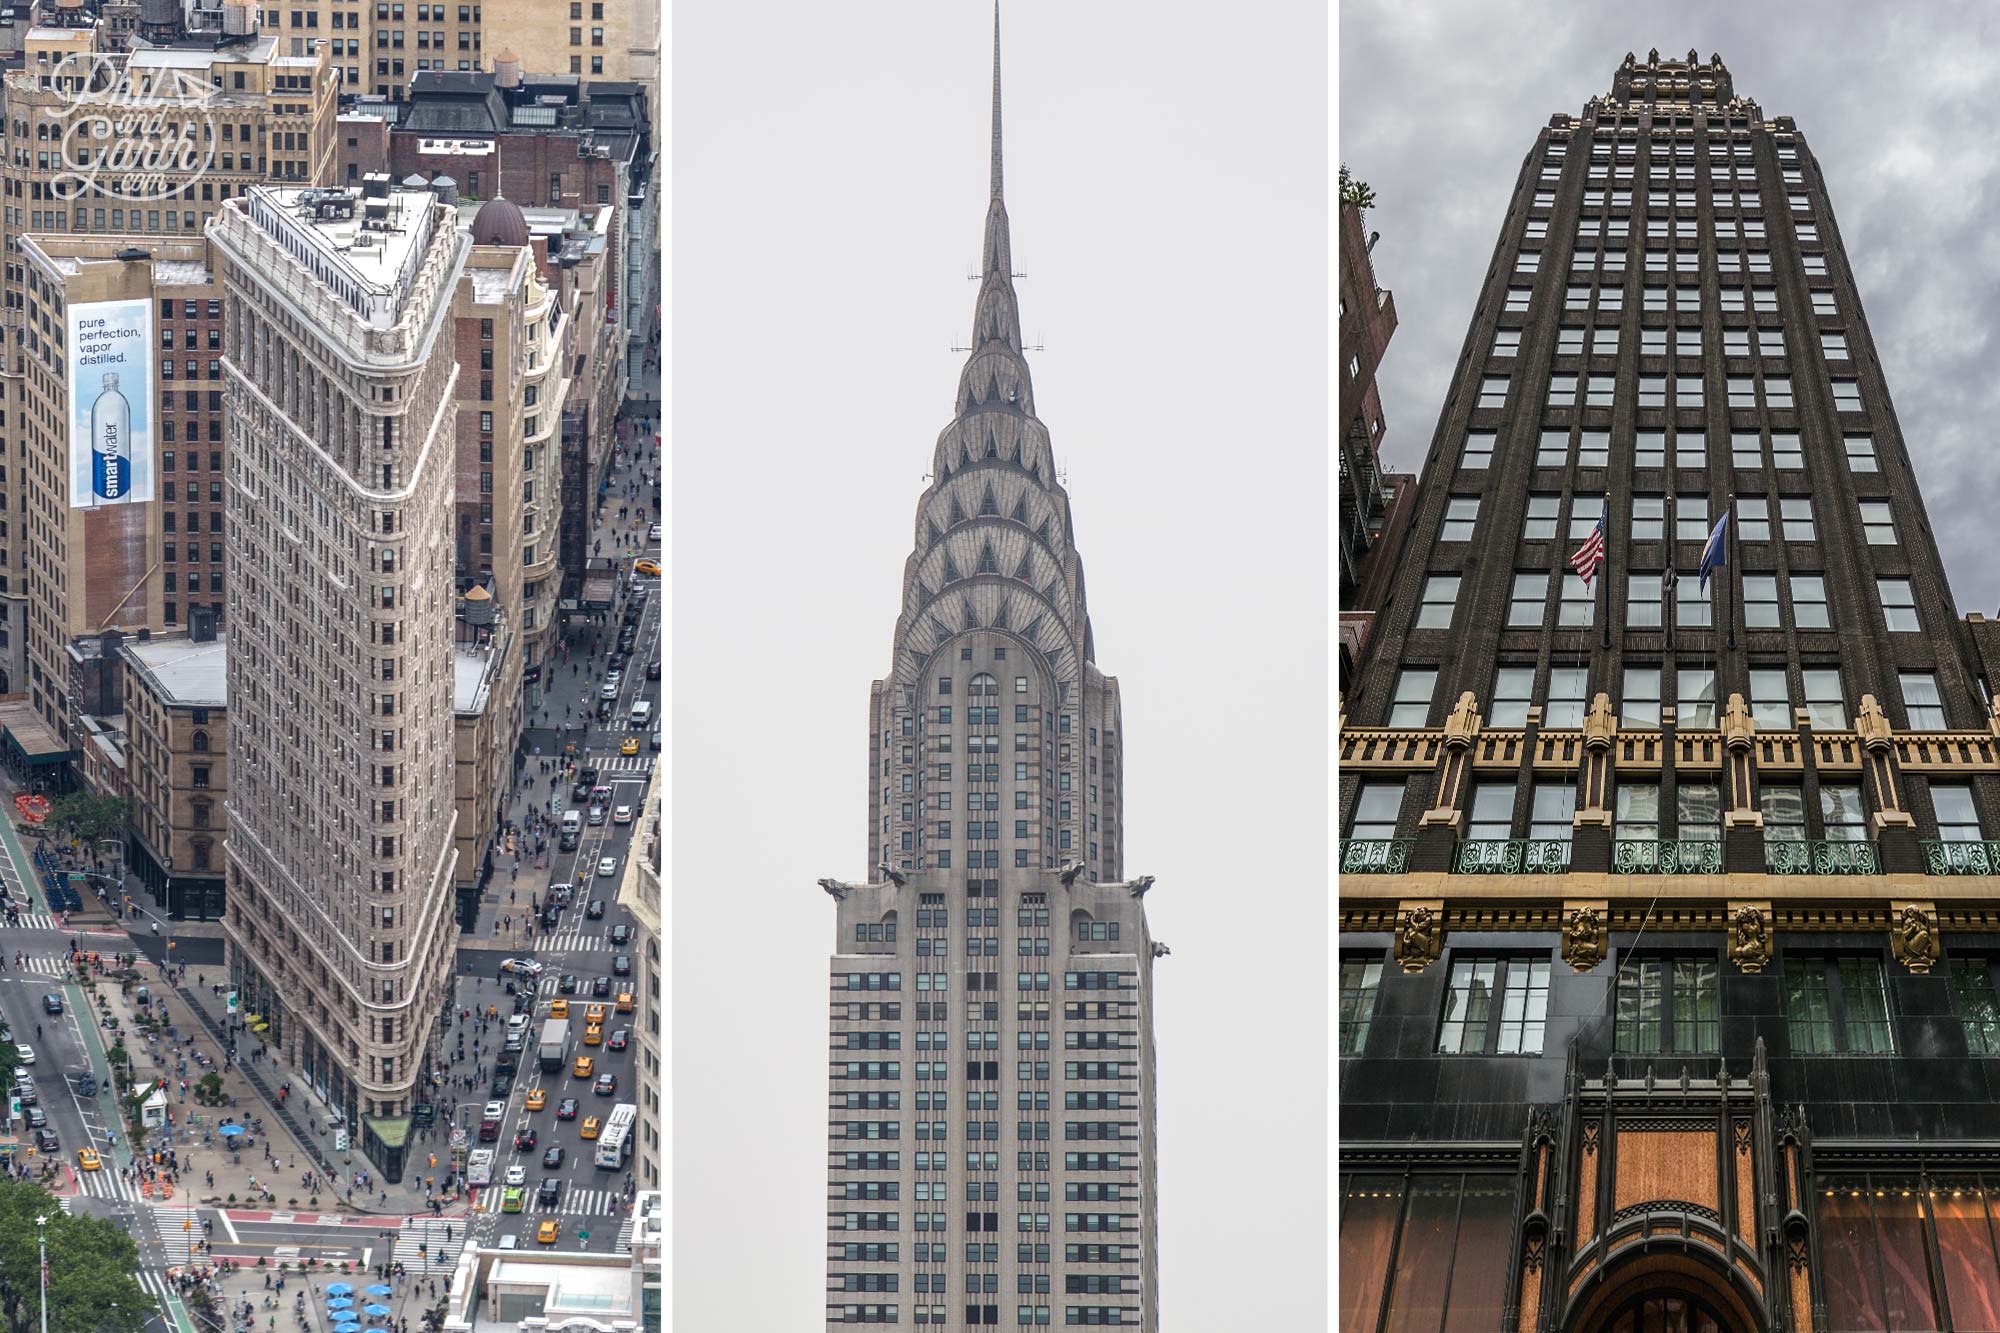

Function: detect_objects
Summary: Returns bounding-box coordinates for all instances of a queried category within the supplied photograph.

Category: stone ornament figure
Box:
[1893,906,1940,975]
[1730,906,1772,974]
[1561,906,1607,973]
[1395,906,1442,975]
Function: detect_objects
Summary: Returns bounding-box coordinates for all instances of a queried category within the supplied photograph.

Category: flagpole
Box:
[1725,492,1738,653]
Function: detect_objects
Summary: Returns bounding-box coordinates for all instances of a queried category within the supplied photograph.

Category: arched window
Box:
[969,672,998,697]
[192,730,210,752]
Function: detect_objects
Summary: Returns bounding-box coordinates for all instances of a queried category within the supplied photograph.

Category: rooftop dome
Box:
[470,194,529,249]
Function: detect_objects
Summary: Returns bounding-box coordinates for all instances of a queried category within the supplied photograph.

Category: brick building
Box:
[1340,51,2000,1333]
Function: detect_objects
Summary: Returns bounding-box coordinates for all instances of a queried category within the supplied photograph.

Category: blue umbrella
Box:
[325,1285,355,1298]
[217,1124,245,1138]
[326,1299,355,1310]
[363,1288,391,1298]
[362,1308,391,1319]
[329,1315,359,1325]
[363,1328,390,1333]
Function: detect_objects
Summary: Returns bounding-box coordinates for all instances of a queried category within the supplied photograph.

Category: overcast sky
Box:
[673,2,1327,1327]
[1342,0,2000,615]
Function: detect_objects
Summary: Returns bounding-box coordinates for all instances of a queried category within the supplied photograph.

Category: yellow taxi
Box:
[584,1003,607,1025]
[524,1088,546,1112]
[619,737,639,756]
[633,559,661,578]
[580,1115,602,1140]
[583,1021,602,1047]
[573,1054,594,1080]
[616,990,634,1014]
[536,1219,560,1245]
[549,998,568,1019]
[76,1148,101,1172]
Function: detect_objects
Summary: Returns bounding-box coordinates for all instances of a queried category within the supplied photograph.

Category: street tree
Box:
[46,794,128,848]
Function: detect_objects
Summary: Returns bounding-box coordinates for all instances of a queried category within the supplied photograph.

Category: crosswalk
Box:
[534,930,628,956]
[76,1163,146,1202]
[596,755,654,774]
[476,1184,625,1217]
[1,913,64,932]
[392,1217,466,1272]
[150,1201,202,1266]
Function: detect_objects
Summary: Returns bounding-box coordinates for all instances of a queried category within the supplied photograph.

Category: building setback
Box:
[823,17,1160,1330]
[210,182,466,1178]
[1340,50,2000,1333]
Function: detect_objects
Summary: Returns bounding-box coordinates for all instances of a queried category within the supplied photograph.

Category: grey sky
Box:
[673,2,1328,1327]
[1341,0,2000,615]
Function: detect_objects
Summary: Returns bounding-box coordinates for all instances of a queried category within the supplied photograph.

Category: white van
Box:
[498,1234,519,1251]
[561,810,582,835]
[628,700,652,728]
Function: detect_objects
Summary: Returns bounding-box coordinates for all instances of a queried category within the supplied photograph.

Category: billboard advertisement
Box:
[67,297,154,509]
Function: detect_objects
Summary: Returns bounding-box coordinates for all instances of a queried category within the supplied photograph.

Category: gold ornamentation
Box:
[1562,906,1607,973]
[1730,905,1771,974]
[1395,906,1442,975]
[1892,905,1940,975]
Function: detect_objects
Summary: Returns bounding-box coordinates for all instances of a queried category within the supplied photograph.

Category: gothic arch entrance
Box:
[1563,1250,1767,1333]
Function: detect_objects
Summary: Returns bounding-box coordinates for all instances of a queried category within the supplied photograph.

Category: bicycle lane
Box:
[0,801,42,913]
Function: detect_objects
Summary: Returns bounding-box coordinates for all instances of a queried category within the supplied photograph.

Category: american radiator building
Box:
[821,16,1160,1331]
[1340,52,2000,1333]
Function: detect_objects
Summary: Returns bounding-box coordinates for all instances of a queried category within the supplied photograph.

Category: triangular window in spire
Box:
[987,371,1002,404]
[1036,517,1051,544]
[986,430,999,460]
[961,599,979,630]
[932,619,954,646]
[927,517,945,546]
[948,492,966,526]
[979,483,999,517]
[976,540,999,575]
[1010,493,1029,523]
[1021,614,1044,645]
[1013,549,1034,581]
[942,552,963,585]
[991,597,1012,630]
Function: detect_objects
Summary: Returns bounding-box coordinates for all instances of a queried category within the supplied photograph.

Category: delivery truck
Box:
[538,1017,569,1072]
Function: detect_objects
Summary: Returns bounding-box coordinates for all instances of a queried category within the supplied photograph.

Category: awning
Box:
[0,702,69,767]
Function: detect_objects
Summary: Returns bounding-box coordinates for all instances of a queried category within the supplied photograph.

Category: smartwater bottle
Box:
[91,371,130,503]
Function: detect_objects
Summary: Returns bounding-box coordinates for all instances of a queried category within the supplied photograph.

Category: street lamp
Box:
[35,1213,47,1333]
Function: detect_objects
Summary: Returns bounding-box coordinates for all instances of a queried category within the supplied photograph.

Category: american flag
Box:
[1569,512,1607,587]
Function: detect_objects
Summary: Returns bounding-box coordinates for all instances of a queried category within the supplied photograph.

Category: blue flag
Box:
[1698,513,1729,592]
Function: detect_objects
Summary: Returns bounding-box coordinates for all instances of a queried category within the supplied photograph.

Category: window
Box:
[1792,575,1830,630]
[1901,673,1945,730]
[1547,375,1578,408]
[1562,285,1588,310]
[1591,326,1620,355]
[1673,374,1702,409]
[1633,496,1665,539]
[1675,578,1713,632]
[1804,668,1847,728]
[1388,670,1436,727]
[1479,377,1509,409]
[1879,579,1918,632]
[1785,957,1893,1054]
[1676,498,1708,541]
[1750,669,1791,728]
[1463,432,1496,470]
[1675,432,1705,469]
[1339,958,1383,1056]
[1536,431,1569,467]
[1569,493,1605,540]
[1557,326,1585,355]
[1622,667,1662,727]
[1579,431,1610,465]
[1950,959,2000,1057]
[1490,667,1535,727]
[1466,785,1514,841]
[1523,495,1559,540]
[1626,573,1663,628]
[1437,956,1551,1055]
[1635,432,1665,468]
[1642,327,1667,356]
[1416,576,1460,629]
[1812,290,1837,315]
[1744,575,1780,628]
[1731,430,1762,466]
[1933,785,1981,841]
[1349,783,1404,841]
[1759,327,1786,357]
[1638,375,1665,407]
[1676,327,1701,356]
[1723,329,1749,356]
[1558,572,1593,627]
[1491,329,1521,358]
[1764,376,1794,409]
[1441,497,1479,541]
[1780,496,1816,541]
[1764,784,1807,843]
[1509,574,1548,627]
[1821,332,1848,360]
[1507,289,1534,313]
[1531,784,1576,846]
[1772,433,1804,469]
[1678,668,1717,727]
[1545,666,1588,728]
[1832,379,1863,411]
[1820,784,1866,841]
[1844,435,1878,473]
[1679,784,1722,842]
[1860,501,1896,545]
[1616,957,1719,1054]
[1515,253,1540,274]
[1616,783,1658,841]
[1737,497,1771,542]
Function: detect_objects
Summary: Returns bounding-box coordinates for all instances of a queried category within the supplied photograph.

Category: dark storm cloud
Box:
[1342,0,2000,614]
